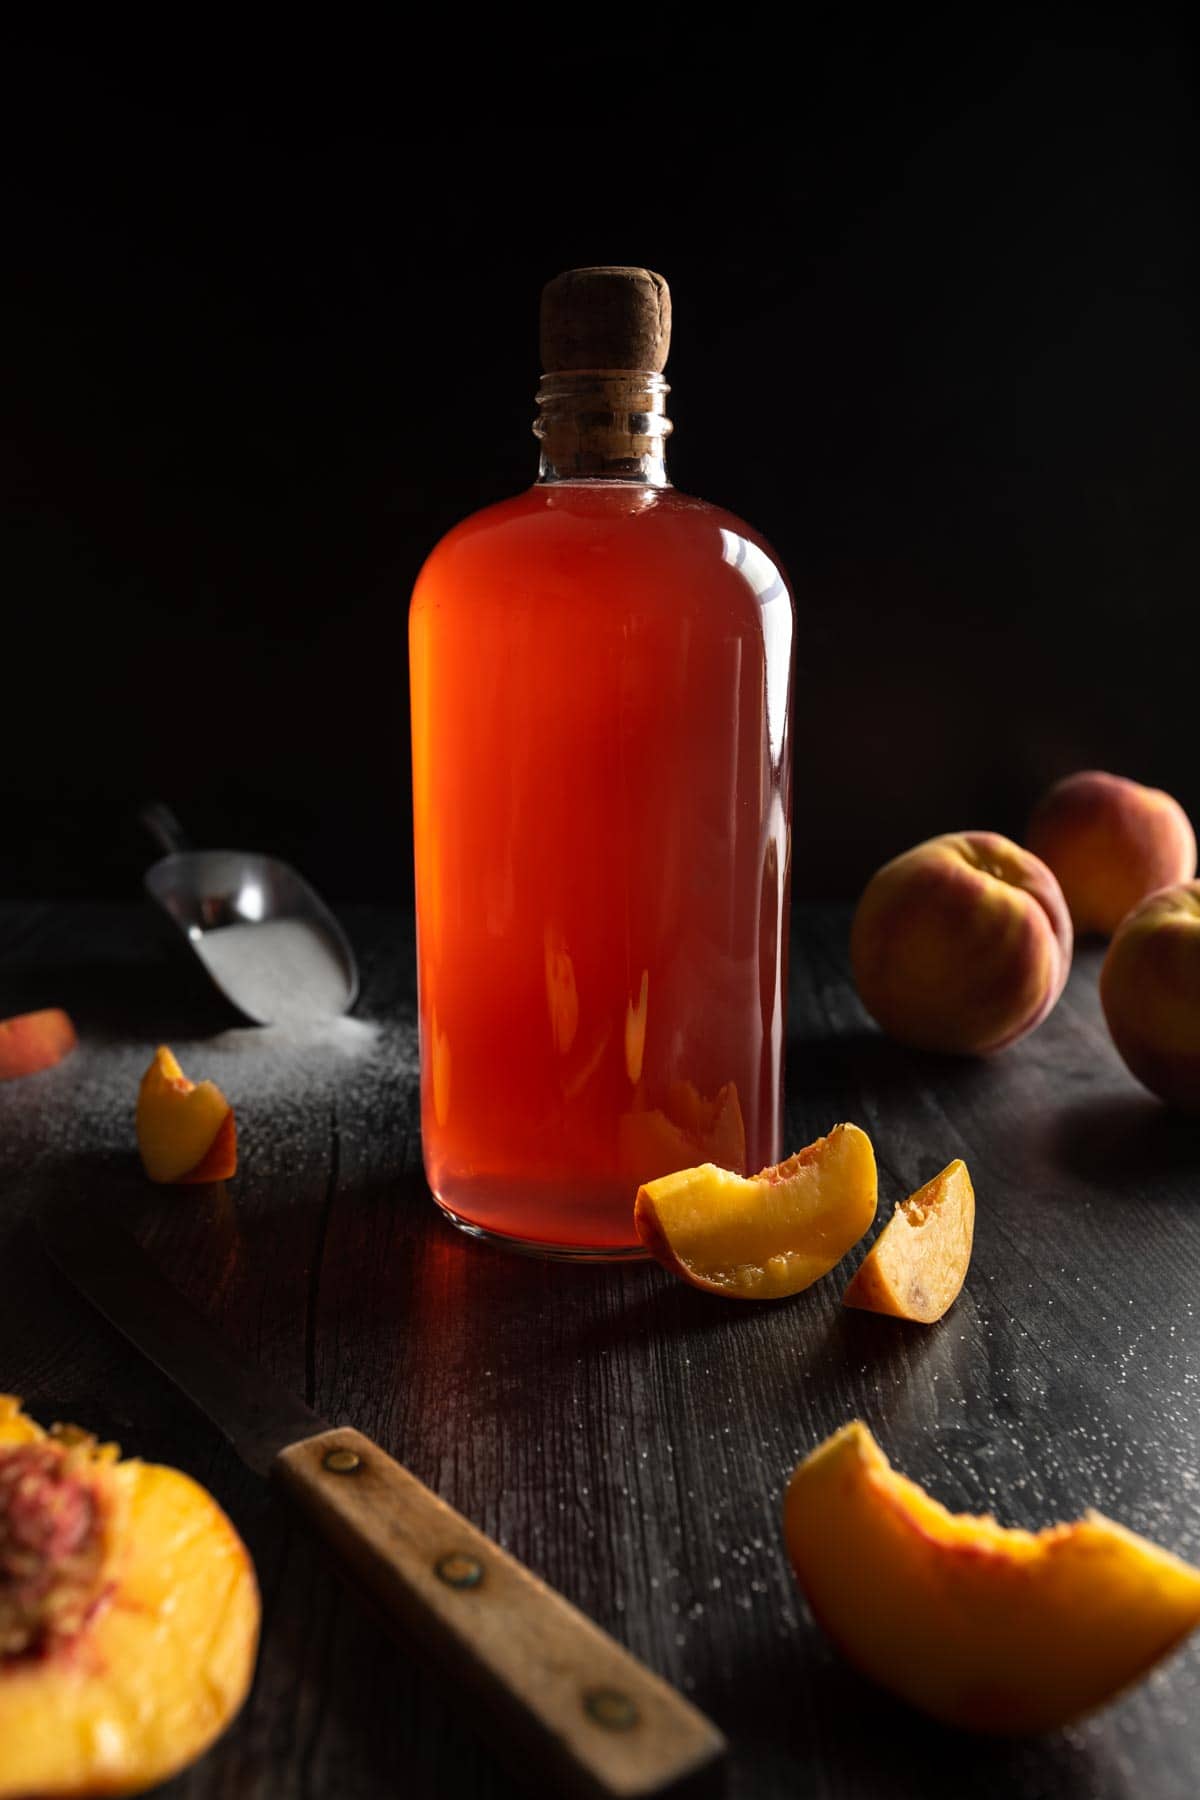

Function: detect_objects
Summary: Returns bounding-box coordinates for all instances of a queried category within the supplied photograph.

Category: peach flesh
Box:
[136,1046,237,1183]
[842,1158,974,1322]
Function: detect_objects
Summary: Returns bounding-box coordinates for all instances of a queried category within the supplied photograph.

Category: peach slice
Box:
[634,1123,877,1298]
[136,1046,237,1184]
[0,1396,259,1797]
[0,1009,77,1082]
[842,1159,975,1322]
[784,1420,1200,1733]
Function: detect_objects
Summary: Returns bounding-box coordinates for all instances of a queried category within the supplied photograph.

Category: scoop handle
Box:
[274,1426,726,1798]
[140,802,191,858]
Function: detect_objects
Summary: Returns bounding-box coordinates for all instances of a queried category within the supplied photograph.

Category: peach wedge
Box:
[0,1396,260,1798]
[843,1159,975,1322]
[784,1421,1200,1734]
[634,1123,877,1298]
[136,1046,237,1184]
[0,1009,77,1082]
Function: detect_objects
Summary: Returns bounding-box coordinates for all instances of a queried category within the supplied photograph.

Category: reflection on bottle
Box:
[562,1028,610,1101]
[618,1079,746,1182]
[625,969,649,1086]
[719,527,792,768]
[758,804,788,1134]
[543,926,579,1055]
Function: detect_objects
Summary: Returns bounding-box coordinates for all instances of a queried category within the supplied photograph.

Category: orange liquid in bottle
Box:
[410,482,793,1254]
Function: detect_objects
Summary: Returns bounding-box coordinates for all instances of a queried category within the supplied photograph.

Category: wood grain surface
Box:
[2,901,1199,1799]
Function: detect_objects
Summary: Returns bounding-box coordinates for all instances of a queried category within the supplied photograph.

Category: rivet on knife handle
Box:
[275,1426,726,1798]
[322,1447,361,1474]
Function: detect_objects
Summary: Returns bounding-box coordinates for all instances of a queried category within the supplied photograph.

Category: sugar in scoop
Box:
[194,918,355,1025]
[142,816,360,1027]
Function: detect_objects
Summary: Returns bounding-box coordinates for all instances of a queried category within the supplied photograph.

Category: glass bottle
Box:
[409,267,794,1257]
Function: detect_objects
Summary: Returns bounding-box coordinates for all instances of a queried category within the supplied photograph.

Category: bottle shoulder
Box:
[659,491,792,601]
[412,484,793,616]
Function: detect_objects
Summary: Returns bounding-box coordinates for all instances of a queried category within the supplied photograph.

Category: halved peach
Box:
[634,1123,877,1298]
[0,1396,260,1797]
[843,1159,974,1322]
[0,1009,77,1082]
[784,1420,1200,1733]
[136,1046,237,1184]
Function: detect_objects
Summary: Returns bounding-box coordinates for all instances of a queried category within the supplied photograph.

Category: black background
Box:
[5,16,1197,902]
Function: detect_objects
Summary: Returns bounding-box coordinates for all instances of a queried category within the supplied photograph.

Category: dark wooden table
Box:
[2,901,1199,1799]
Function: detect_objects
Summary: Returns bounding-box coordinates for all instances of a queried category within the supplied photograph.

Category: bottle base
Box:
[434,1196,648,1263]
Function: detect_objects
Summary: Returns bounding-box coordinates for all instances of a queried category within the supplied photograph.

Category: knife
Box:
[38,1203,726,1799]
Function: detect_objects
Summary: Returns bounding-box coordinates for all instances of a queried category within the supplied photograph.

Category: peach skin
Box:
[1028,770,1196,936]
[850,832,1072,1055]
[784,1420,1200,1734]
[1100,880,1200,1111]
[0,1008,77,1082]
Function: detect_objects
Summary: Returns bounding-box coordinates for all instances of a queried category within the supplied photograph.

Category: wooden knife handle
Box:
[274,1426,726,1798]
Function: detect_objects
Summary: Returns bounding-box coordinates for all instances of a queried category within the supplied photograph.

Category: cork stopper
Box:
[540,267,671,374]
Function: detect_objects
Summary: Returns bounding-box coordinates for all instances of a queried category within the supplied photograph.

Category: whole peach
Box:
[850,831,1073,1055]
[1027,771,1196,937]
[1100,882,1200,1111]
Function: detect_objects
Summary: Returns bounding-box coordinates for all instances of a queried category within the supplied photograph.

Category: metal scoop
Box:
[142,804,359,1026]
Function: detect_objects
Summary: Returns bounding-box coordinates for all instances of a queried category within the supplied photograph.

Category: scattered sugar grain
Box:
[2,1003,415,1169]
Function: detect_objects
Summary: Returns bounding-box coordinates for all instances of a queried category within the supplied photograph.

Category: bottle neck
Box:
[534,371,672,485]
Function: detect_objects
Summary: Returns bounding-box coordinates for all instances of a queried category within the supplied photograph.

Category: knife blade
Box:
[40,1200,323,1475]
[38,1200,726,1800]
